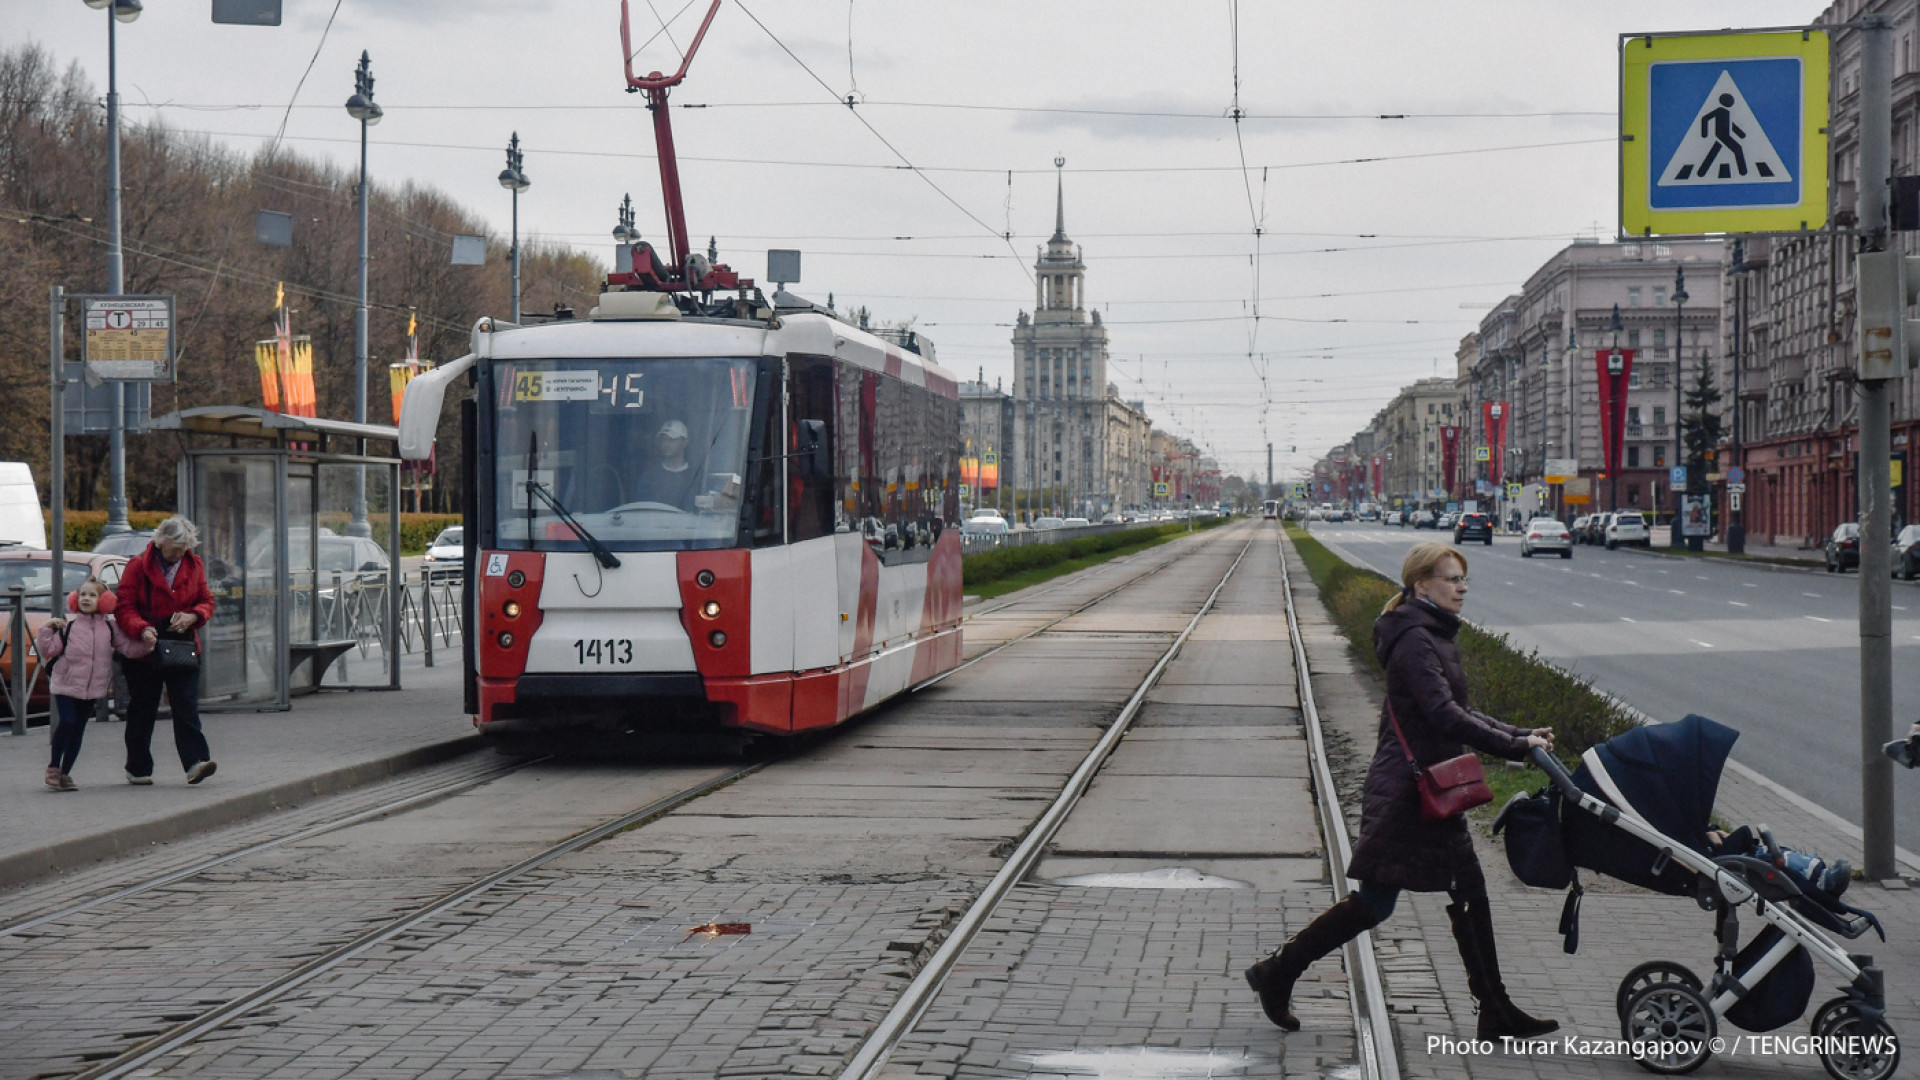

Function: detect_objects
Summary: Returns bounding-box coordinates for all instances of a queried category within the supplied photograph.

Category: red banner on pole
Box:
[1594,349,1635,479]
[1440,426,1459,496]
[1483,402,1510,486]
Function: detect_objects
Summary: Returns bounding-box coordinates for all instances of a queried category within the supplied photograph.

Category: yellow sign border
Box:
[1620,29,1829,236]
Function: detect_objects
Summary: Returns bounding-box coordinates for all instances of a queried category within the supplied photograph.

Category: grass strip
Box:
[1285,523,1638,809]
[964,518,1228,599]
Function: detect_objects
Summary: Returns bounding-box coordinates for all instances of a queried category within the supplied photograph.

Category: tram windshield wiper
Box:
[524,432,620,569]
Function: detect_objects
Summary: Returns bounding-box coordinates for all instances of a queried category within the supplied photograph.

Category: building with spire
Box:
[1011,161,1148,517]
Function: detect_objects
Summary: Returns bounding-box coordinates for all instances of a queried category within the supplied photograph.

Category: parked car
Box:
[1605,510,1651,549]
[90,529,156,558]
[961,516,1009,543]
[1453,512,1494,545]
[1062,517,1092,528]
[1895,525,1920,579]
[1520,518,1574,559]
[0,550,129,722]
[1436,512,1459,531]
[1032,516,1067,531]
[1383,510,1403,526]
[1412,510,1436,529]
[1569,515,1592,545]
[1826,522,1862,573]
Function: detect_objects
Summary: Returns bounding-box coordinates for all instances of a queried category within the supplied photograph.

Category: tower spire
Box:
[1051,155,1067,242]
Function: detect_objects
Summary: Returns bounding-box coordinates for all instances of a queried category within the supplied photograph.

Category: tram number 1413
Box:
[574,638,634,665]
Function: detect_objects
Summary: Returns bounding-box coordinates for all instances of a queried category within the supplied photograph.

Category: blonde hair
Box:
[76,577,106,597]
[1382,542,1467,614]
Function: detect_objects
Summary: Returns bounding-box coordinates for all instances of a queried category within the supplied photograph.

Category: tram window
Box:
[789,356,836,543]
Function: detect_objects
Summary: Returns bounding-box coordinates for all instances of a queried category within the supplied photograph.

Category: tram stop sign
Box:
[80,295,175,381]
[1620,29,1829,236]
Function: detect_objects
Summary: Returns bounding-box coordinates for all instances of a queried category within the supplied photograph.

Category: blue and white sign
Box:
[1649,62,1800,211]
[1620,30,1829,236]
[1726,466,1746,483]
[1670,465,1689,485]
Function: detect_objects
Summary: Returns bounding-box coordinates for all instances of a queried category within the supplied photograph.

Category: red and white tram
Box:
[398,0,964,743]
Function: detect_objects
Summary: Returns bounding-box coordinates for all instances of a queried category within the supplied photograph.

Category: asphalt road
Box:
[1305,519,1920,854]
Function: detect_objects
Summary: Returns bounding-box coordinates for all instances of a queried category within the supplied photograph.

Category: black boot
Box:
[1245,895,1378,1031]
[1445,896,1558,1040]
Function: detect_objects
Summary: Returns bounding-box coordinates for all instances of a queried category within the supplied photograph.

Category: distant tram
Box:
[1262,500,1280,520]
[400,0,963,744]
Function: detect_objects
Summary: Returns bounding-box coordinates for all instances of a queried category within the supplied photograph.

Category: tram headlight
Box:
[503,601,521,618]
[700,600,721,620]
[497,631,515,648]
[696,569,715,588]
[708,630,727,647]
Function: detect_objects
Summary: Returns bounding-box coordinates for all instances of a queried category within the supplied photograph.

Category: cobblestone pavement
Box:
[0,525,1251,1079]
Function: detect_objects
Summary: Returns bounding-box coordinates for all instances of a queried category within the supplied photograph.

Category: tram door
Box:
[787,357,842,672]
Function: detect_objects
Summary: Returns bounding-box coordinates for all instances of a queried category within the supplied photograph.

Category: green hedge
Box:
[1286,524,1636,756]
[51,511,175,552]
[963,518,1226,588]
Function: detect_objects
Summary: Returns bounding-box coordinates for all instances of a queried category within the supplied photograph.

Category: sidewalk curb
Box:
[1304,529,1920,877]
[0,733,482,888]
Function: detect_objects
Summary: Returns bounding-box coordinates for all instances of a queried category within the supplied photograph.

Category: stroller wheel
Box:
[1815,1002,1898,1080]
[1622,984,1715,1074]
[1616,961,1704,1021]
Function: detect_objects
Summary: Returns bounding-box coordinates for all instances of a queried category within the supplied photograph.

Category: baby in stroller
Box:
[1496,714,1897,1078]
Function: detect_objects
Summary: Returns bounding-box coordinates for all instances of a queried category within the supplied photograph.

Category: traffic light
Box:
[1855,249,1920,379]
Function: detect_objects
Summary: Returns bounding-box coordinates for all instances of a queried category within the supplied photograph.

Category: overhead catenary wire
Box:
[730,0,1031,284]
[264,0,343,158]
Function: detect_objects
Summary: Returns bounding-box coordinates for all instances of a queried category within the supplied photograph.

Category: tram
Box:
[398,0,963,742]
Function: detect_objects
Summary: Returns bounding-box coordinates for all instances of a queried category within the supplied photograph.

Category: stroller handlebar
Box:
[1530,746,1584,798]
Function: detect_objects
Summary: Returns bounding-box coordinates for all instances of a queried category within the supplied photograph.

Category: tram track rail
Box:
[69,761,765,1080]
[0,756,543,941]
[840,525,1257,1080]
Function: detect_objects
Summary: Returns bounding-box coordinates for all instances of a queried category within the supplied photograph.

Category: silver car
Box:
[1519,518,1573,559]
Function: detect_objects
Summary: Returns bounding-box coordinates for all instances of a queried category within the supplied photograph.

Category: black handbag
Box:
[154,637,200,674]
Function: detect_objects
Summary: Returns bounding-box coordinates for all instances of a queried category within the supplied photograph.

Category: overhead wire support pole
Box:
[103,4,129,537]
[1857,14,1896,882]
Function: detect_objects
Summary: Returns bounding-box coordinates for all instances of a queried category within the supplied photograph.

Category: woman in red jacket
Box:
[115,516,218,785]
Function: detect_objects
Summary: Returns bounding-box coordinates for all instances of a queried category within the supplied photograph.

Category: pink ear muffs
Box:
[67,589,117,615]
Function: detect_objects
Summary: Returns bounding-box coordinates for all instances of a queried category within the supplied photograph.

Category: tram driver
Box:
[633,417,738,514]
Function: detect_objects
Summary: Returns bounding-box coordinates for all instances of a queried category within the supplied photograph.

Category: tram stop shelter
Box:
[148,406,404,710]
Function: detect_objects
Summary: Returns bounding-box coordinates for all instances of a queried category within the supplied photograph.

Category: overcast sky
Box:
[13,0,1824,480]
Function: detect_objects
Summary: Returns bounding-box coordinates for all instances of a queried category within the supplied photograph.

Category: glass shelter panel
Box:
[192,454,283,708]
[315,462,398,688]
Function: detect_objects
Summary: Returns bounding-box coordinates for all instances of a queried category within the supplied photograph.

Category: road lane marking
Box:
[1803,592,1822,597]
[1806,616,1833,623]
[1728,601,1748,607]
[1669,589,1686,595]
[1744,582,1758,588]
[1696,575,1710,581]
[1572,602,1585,608]
[1624,580,1640,586]
[1621,616,1637,623]
[1691,640,1716,648]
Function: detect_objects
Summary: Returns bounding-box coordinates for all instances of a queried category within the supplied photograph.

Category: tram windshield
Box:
[492,357,758,551]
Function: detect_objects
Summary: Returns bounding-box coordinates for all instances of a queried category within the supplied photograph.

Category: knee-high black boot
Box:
[1445,895,1558,1039]
[1244,896,1379,1031]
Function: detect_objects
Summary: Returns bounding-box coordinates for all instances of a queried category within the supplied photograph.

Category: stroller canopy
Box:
[1579,714,1738,853]
[1563,714,1739,895]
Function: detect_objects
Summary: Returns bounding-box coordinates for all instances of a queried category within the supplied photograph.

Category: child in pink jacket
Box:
[36,579,150,790]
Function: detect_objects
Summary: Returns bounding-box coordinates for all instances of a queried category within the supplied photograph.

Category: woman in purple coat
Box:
[1245,542,1559,1038]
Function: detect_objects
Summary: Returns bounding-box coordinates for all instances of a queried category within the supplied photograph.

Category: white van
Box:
[0,464,46,549]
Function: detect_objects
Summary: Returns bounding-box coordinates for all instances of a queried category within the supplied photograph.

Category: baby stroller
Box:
[1496,715,1896,1078]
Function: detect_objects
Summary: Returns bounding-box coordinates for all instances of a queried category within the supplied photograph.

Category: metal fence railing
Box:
[958,521,1147,555]
[304,569,464,669]
[2,588,53,736]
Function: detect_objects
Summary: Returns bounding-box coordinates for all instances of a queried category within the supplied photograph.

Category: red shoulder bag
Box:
[1386,700,1492,820]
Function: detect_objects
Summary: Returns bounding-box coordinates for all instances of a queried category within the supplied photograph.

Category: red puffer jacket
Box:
[115,545,216,648]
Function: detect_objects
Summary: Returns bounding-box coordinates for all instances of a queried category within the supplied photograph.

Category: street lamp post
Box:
[1672,263,1689,549]
[499,132,530,323]
[345,51,383,539]
[84,0,142,536]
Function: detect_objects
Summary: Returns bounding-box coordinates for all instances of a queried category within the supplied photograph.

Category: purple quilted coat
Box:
[1345,599,1533,893]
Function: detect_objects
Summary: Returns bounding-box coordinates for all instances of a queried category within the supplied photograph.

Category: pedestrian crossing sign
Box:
[1620,29,1828,236]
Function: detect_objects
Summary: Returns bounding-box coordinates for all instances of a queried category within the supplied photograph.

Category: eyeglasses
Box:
[1436,573,1469,585]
